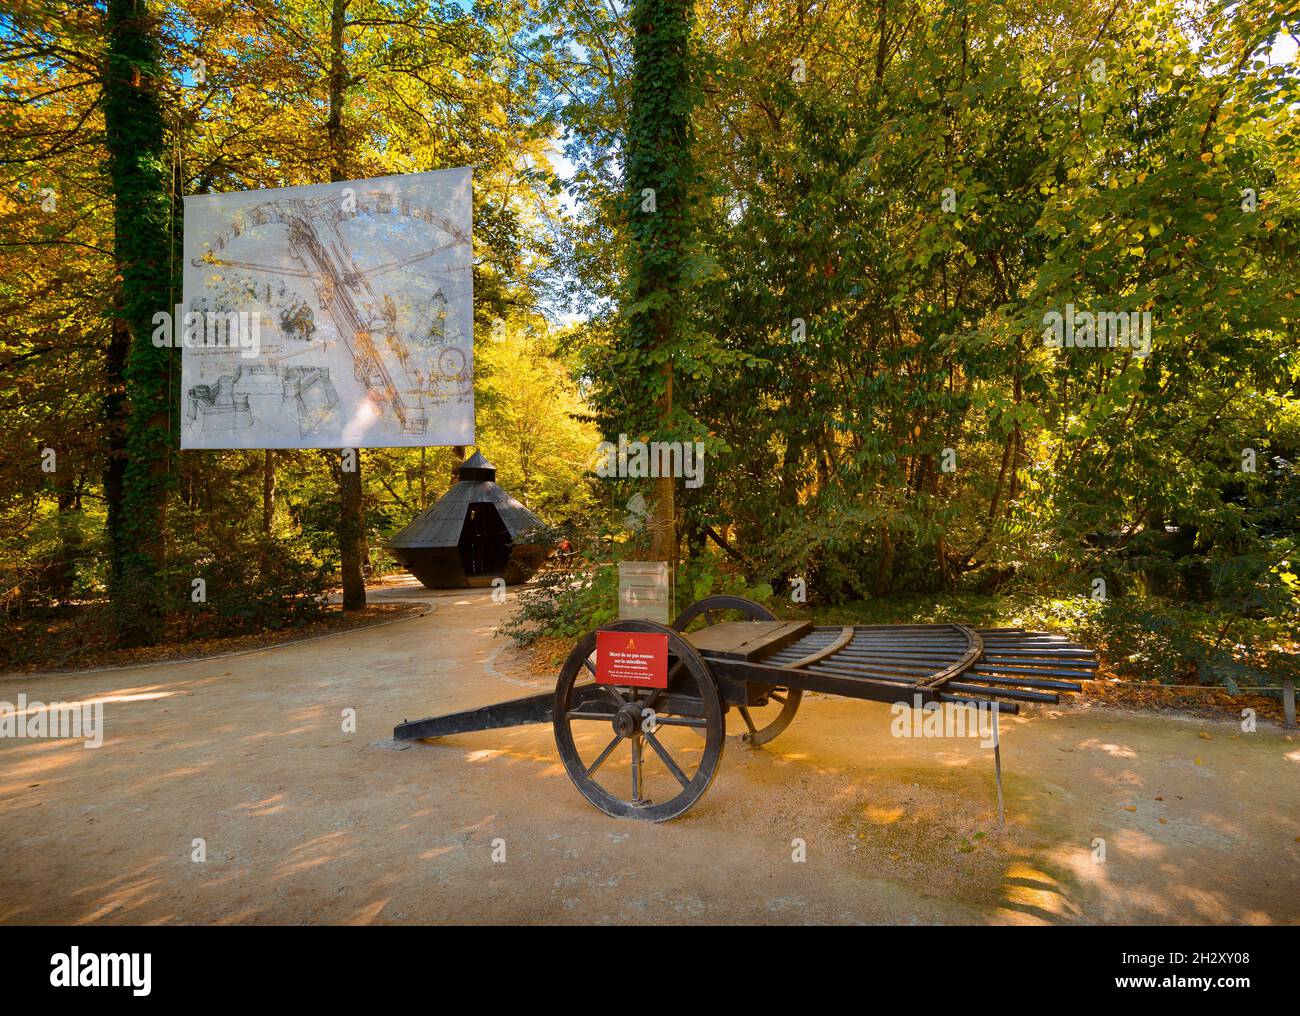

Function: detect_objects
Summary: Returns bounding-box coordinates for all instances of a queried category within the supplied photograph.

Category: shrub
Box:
[169,537,331,638]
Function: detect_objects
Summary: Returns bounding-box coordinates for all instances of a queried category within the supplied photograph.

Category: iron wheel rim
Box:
[672,594,802,746]
[554,621,724,822]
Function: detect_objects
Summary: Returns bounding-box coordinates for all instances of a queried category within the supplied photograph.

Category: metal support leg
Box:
[993,705,1005,830]
[1284,677,1296,731]
[394,690,556,740]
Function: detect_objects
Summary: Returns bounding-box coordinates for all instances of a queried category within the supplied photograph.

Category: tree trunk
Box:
[874,0,889,86]
[874,524,894,597]
[261,449,275,535]
[52,470,82,601]
[649,370,676,563]
[419,447,427,510]
[103,314,130,591]
[451,445,465,490]
[103,0,176,645]
[338,453,366,610]
[327,0,366,610]
[626,0,695,572]
[1008,355,1024,504]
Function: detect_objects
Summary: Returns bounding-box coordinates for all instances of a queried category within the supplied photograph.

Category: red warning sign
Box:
[595,631,669,688]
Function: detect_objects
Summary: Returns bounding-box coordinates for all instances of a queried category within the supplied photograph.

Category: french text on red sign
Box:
[595,631,668,688]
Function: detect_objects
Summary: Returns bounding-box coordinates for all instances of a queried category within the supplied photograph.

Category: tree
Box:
[0,1,112,611]
[623,0,696,566]
[325,0,367,611]
[475,322,601,529]
[102,0,177,642]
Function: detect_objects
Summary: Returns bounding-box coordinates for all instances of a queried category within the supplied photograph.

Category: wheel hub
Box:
[612,702,642,739]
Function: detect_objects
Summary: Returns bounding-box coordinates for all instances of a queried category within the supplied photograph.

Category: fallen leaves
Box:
[5,601,425,674]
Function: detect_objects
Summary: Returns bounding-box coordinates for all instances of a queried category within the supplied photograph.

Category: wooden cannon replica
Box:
[395,596,1097,821]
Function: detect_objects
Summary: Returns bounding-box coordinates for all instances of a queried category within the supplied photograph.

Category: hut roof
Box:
[385,453,545,549]
[455,450,497,481]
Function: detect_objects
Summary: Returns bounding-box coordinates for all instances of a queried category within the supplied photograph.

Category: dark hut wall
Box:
[385,452,549,588]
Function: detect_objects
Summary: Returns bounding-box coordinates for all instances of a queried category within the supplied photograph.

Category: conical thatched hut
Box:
[385,452,549,588]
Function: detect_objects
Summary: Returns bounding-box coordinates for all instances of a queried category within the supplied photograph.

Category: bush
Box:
[497,561,618,646]
[169,537,331,638]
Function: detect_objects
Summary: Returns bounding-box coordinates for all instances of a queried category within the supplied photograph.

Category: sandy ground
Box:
[1,578,1297,925]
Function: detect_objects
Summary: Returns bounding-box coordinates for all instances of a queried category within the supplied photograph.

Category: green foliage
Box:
[814,588,1299,693]
[498,560,619,647]
[610,0,701,441]
[170,536,331,638]
[473,326,602,531]
[676,549,773,607]
[3,0,1297,698]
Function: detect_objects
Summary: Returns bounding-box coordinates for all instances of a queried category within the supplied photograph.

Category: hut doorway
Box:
[459,501,512,578]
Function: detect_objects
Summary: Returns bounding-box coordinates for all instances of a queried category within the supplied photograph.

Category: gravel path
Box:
[2,579,1296,925]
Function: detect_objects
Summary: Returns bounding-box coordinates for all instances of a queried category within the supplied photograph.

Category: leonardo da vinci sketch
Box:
[179,168,474,449]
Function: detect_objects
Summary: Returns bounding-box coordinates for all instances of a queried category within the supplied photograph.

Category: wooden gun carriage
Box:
[395,596,1097,821]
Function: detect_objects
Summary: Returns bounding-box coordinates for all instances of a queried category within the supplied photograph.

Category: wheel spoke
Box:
[582,654,597,675]
[585,734,622,778]
[601,685,628,709]
[630,735,643,802]
[704,610,718,625]
[644,729,690,788]
[769,690,787,704]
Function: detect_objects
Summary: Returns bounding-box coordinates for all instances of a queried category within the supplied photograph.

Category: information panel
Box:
[179,168,473,449]
[595,631,669,689]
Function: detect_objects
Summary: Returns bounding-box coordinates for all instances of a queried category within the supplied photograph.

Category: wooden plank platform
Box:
[684,620,813,661]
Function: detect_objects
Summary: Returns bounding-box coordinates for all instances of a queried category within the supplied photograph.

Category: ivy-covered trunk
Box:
[103,0,176,644]
[626,0,695,567]
[328,0,367,611]
[103,315,130,594]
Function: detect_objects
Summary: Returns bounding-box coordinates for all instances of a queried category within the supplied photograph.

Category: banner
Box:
[178,168,473,449]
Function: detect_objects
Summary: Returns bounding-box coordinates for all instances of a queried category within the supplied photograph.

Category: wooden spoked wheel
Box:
[553,620,725,822]
[671,595,803,747]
